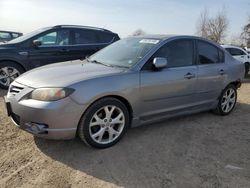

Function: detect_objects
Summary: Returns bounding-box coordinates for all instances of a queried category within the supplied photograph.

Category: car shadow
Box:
[34,101,250,187]
[0,89,7,97]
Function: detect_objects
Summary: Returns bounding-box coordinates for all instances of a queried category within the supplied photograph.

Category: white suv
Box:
[222,45,250,75]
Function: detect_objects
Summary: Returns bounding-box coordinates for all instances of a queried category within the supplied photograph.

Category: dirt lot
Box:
[0,81,250,188]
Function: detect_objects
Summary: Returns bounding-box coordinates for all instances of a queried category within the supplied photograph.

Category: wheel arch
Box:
[81,95,134,126]
[0,59,26,72]
[228,79,241,89]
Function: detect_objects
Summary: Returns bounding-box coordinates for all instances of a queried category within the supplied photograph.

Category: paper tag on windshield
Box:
[139,39,160,44]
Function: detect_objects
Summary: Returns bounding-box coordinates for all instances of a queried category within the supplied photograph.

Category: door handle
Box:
[184,73,195,79]
[219,69,225,75]
[241,56,245,58]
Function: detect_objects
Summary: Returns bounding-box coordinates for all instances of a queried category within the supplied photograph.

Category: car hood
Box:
[15,60,127,88]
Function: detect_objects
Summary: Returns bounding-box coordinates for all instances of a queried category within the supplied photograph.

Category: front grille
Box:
[9,85,24,96]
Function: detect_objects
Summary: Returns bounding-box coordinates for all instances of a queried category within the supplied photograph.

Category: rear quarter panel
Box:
[224,53,244,87]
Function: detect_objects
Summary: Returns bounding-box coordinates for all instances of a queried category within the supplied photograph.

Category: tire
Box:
[213,84,237,116]
[0,61,24,89]
[78,97,130,148]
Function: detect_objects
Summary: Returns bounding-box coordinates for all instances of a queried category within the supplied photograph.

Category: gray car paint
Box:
[5,35,245,139]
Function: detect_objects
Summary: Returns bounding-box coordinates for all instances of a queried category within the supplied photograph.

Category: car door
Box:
[28,29,71,68]
[139,39,198,119]
[67,29,104,60]
[196,40,227,104]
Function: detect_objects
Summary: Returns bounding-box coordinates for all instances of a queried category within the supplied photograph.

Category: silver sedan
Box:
[4,35,244,148]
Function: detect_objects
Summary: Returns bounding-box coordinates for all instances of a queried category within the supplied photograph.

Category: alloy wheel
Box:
[0,66,20,87]
[221,88,236,113]
[89,105,125,144]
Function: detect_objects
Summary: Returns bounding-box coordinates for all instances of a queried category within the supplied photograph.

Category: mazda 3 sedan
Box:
[4,35,244,148]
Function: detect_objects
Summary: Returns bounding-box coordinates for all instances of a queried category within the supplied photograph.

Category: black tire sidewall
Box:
[0,61,24,89]
[78,98,130,148]
[217,84,237,116]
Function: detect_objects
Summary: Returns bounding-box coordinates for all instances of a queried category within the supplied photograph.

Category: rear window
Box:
[73,29,99,44]
[97,32,114,43]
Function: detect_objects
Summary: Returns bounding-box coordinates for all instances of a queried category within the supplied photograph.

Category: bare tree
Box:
[196,8,229,43]
[241,17,250,47]
[229,34,244,47]
[196,8,209,37]
[130,29,146,36]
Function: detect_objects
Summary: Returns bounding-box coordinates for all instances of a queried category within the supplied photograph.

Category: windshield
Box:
[7,27,49,44]
[89,38,160,68]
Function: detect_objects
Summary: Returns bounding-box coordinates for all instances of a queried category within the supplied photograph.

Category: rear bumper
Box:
[4,95,86,140]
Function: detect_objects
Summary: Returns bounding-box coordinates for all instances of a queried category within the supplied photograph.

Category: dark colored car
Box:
[0,25,120,89]
[0,30,23,43]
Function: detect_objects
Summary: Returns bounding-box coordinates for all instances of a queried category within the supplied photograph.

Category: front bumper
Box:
[4,83,87,139]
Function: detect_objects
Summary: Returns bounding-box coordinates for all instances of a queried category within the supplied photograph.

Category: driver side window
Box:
[35,30,70,46]
[143,39,194,70]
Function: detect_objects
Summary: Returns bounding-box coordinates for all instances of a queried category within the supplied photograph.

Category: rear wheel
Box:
[0,61,24,89]
[213,84,237,115]
[78,97,130,148]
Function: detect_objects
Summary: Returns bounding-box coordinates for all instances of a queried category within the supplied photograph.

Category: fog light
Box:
[25,122,48,134]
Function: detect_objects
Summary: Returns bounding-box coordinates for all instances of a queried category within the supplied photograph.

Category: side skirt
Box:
[131,100,218,128]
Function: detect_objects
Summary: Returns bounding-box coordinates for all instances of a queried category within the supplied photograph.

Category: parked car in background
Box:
[0,25,120,89]
[244,47,250,53]
[0,30,22,43]
[5,35,244,148]
[222,45,250,75]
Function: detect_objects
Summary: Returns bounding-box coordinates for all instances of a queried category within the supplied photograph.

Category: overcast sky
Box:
[0,0,249,39]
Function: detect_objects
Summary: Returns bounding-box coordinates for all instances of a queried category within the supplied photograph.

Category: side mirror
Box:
[33,40,42,47]
[153,57,167,69]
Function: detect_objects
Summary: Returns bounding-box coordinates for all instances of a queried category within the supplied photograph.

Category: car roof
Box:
[221,44,242,49]
[52,25,115,34]
[130,34,217,41]
[221,44,248,52]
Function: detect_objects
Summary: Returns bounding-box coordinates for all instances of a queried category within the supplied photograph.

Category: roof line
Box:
[52,25,112,33]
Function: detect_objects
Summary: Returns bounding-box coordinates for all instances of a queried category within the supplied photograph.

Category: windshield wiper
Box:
[86,57,129,69]
[86,57,111,67]
[111,64,129,69]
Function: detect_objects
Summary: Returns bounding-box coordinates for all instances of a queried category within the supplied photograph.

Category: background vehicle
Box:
[244,47,250,53]
[5,35,244,148]
[222,45,250,75]
[0,30,22,42]
[0,25,120,89]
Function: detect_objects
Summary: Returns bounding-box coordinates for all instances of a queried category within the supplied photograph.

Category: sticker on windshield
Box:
[139,39,160,44]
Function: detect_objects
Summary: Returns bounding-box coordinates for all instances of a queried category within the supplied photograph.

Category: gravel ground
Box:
[0,81,250,188]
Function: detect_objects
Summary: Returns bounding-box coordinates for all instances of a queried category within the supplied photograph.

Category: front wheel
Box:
[213,84,237,115]
[0,62,24,89]
[78,98,130,148]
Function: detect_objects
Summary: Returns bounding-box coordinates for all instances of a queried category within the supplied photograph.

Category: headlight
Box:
[30,88,75,101]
